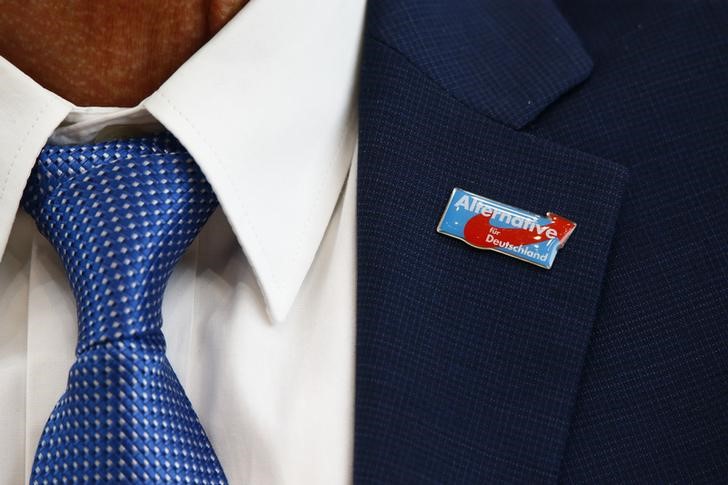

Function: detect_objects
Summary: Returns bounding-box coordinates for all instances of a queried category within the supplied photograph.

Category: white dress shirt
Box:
[0,0,366,483]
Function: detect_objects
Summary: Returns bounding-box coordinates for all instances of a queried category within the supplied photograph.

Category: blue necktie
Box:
[22,133,228,484]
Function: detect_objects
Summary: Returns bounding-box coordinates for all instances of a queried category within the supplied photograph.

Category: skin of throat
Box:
[0,0,248,107]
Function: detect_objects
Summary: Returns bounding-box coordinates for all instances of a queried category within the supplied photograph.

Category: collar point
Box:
[261,281,302,325]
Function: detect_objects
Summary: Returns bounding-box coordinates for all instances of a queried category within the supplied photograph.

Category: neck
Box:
[0,0,247,107]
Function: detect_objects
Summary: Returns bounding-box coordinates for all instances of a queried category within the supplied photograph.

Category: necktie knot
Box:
[22,133,218,354]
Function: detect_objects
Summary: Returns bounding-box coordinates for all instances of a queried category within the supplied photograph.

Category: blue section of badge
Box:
[437,188,574,269]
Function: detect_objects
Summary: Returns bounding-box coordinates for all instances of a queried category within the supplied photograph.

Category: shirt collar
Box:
[0,0,365,322]
[0,58,73,266]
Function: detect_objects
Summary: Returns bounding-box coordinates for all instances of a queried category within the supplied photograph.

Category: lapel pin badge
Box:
[437,188,576,269]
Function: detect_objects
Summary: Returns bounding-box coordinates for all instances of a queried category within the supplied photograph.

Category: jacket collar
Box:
[366,0,593,129]
[0,0,366,322]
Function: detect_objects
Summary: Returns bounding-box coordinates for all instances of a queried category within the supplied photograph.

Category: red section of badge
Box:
[463,211,576,249]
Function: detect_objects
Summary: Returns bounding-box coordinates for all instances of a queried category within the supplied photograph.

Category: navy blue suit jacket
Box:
[354,1,728,482]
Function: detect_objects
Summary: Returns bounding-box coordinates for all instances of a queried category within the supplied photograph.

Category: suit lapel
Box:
[354,2,629,482]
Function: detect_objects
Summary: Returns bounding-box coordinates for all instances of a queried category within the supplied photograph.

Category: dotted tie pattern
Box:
[22,133,228,484]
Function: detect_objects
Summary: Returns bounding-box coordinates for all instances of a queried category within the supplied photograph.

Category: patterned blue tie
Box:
[22,133,228,484]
